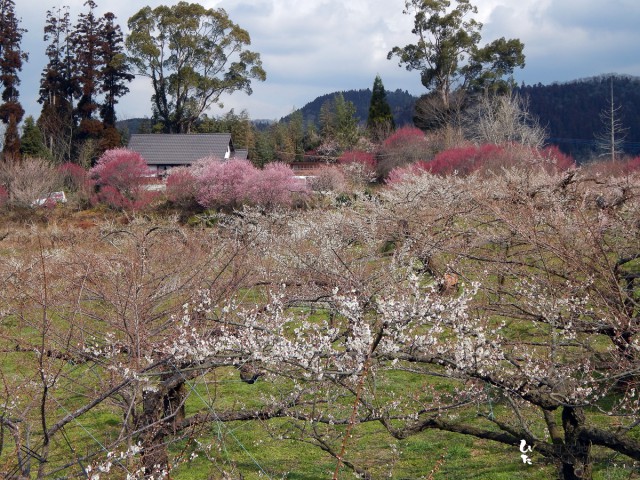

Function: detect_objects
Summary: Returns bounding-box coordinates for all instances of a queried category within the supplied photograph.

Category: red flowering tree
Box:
[426,143,507,176]
[90,148,155,209]
[387,144,575,183]
[377,126,431,178]
[338,150,377,186]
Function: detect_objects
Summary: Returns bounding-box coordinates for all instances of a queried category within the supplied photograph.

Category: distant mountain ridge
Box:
[515,74,640,158]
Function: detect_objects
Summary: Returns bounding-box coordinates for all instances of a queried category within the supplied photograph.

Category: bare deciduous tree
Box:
[0,157,61,207]
[464,92,547,148]
[595,77,628,161]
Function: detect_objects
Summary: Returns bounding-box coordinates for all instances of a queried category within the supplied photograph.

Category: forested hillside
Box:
[282,88,417,127]
[516,74,640,159]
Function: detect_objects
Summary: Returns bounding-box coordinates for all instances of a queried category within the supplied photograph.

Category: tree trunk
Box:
[139,381,187,476]
[560,407,592,480]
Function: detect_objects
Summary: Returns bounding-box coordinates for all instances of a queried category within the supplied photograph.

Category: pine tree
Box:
[367,75,395,140]
[0,0,27,161]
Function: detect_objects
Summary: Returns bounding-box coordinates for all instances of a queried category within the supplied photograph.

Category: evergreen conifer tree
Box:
[72,0,103,139]
[20,116,49,159]
[0,0,27,161]
[38,6,76,163]
[367,75,395,139]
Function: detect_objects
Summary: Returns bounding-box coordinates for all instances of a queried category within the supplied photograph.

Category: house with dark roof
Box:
[128,133,241,175]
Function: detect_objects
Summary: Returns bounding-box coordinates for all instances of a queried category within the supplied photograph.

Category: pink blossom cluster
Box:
[168,158,308,210]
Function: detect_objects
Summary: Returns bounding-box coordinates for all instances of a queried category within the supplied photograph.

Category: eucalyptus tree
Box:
[126,2,266,134]
[388,0,524,130]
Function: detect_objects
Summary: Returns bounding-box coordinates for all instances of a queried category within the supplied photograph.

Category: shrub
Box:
[246,162,308,208]
[196,158,258,209]
[90,148,155,210]
[387,144,576,182]
[377,126,431,179]
[535,145,575,172]
[338,150,377,187]
[0,157,62,207]
[425,144,574,177]
[166,167,198,207]
[581,155,640,177]
[308,166,347,193]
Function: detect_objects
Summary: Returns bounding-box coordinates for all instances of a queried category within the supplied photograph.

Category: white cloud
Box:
[14,0,640,122]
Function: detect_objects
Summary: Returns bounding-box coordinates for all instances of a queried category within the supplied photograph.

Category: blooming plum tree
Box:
[245,162,307,208]
[195,157,257,209]
[165,166,198,207]
[377,126,432,178]
[90,147,155,209]
[1,168,639,479]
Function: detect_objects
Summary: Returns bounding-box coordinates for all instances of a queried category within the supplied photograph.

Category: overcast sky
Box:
[15,0,640,122]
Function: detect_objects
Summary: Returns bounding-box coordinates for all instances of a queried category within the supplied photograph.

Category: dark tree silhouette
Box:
[38,6,76,163]
[0,0,27,161]
[98,12,133,129]
[71,0,103,139]
[367,75,395,139]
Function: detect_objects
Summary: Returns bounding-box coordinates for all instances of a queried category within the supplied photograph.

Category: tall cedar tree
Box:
[99,12,134,130]
[38,7,76,163]
[72,0,103,139]
[0,0,27,161]
[367,75,395,134]
[39,3,133,161]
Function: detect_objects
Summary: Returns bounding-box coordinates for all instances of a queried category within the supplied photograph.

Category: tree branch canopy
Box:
[126,2,266,133]
[388,0,524,129]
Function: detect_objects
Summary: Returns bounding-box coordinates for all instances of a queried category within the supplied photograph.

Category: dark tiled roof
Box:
[128,133,232,166]
[234,149,249,160]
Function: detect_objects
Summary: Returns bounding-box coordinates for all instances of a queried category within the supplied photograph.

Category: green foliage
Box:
[282,88,417,130]
[367,75,395,135]
[318,92,360,151]
[196,109,257,159]
[126,2,266,134]
[38,4,133,164]
[19,116,49,159]
[388,0,524,127]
